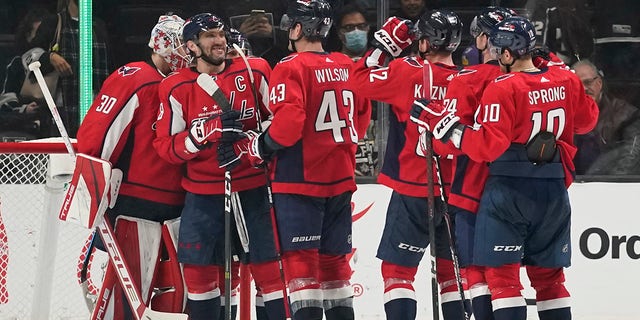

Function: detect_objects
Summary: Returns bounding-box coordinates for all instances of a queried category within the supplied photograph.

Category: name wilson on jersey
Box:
[315,68,349,83]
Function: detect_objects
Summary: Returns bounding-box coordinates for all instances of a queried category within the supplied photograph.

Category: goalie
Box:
[74,14,190,319]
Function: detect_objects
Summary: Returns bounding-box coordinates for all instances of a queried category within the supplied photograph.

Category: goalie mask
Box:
[148,14,191,72]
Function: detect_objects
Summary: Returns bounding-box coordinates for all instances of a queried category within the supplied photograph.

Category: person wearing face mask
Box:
[336,4,371,61]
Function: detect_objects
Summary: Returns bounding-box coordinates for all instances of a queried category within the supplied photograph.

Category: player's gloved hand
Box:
[186,110,243,152]
[217,130,261,170]
[409,98,460,142]
[372,17,414,58]
[532,47,567,69]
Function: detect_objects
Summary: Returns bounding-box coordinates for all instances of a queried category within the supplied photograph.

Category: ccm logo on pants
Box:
[493,245,522,252]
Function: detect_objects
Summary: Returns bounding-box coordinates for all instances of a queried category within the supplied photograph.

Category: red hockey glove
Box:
[532,47,568,69]
[186,110,243,153]
[217,130,261,170]
[372,17,414,58]
[409,98,461,142]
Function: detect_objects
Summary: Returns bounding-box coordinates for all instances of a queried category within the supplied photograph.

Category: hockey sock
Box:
[251,260,288,320]
[319,254,354,320]
[468,265,494,320]
[437,258,470,320]
[255,291,269,320]
[526,266,571,320]
[187,297,221,320]
[219,296,238,320]
[486,264,526,320]
[283,250,323,320]
[383,278,416,320]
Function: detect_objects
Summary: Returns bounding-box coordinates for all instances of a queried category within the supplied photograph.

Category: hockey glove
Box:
[409,98,461,143]
[372,17,414,58]
[532,47,568,69]
[185,110,243,152]
[217,130,261,170]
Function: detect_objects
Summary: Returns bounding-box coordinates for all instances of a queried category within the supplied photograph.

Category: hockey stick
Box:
[422,58,440,320]
[196,73,234,320]
[29,61,188,320]
[27,61,75,157]
[232,44,293,320]
[433,156,470,320]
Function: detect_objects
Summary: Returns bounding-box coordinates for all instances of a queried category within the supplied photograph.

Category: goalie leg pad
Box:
[114,216,162,302]
[150,219,185,313]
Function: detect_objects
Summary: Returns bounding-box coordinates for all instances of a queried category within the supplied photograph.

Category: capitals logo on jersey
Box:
[117,66,141,77]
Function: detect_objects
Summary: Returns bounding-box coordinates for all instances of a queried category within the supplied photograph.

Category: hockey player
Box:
[76,15,190,319]
[410,16,598,320]
[347,10,469,320]
[435,7,514,320]
[152,13,286,320]
[217,0,370,319]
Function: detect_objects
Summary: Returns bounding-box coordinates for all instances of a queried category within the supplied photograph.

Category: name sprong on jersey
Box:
[528,86,565,105]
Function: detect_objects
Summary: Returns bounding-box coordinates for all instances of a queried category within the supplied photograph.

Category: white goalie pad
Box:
[59,153,122,229]
[114,216,163,302]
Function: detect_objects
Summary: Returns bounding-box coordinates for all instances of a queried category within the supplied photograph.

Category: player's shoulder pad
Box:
[401,56,422,68]
[494,73,515,82]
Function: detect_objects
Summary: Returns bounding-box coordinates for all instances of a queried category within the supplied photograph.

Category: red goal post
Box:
[0,140,255,319]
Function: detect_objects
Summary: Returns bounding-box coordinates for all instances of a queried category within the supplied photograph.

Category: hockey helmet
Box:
[414,10,463,52]
[489,16,536,58]
[470,7,515,38]
[227,28,252,56]
[182,13,226,42]
[148,14,191,71]
[280,0,333,39]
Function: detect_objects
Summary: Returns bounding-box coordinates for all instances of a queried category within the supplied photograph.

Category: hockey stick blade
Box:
[196,73,232,112]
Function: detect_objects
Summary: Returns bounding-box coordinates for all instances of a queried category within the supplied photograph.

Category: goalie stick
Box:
[29,61,188,320]
[232,43,293,320]
[422,58,440,320]
[196,73,234,320]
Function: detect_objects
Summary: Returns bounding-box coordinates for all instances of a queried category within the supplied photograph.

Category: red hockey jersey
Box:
[153,58,272,194]
[460,67,598,186]
[267,51,369,197]
[77,61,184,205]
[445,62,502,213]
[349,55,459,198]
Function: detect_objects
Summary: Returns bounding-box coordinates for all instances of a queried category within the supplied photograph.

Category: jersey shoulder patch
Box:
[117,65,141,77]
[494,73,515,82]
[457,69,478,77]
[279,54,298,64]
[401,56,422,68]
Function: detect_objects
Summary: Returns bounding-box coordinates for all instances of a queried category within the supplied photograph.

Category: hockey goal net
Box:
[0,140,99,319]
[0,139,256,320]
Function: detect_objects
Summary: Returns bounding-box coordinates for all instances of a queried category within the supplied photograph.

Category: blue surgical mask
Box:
[344,29,368,53]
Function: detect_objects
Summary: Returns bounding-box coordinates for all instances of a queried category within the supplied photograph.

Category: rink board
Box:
[350,182,639,320]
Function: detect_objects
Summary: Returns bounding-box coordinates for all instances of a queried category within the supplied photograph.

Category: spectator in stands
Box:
[217,0,289,67]
[336,3,370,61]
[572,60,640,175]
[0,6,51,140]
[30,0,111,137]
